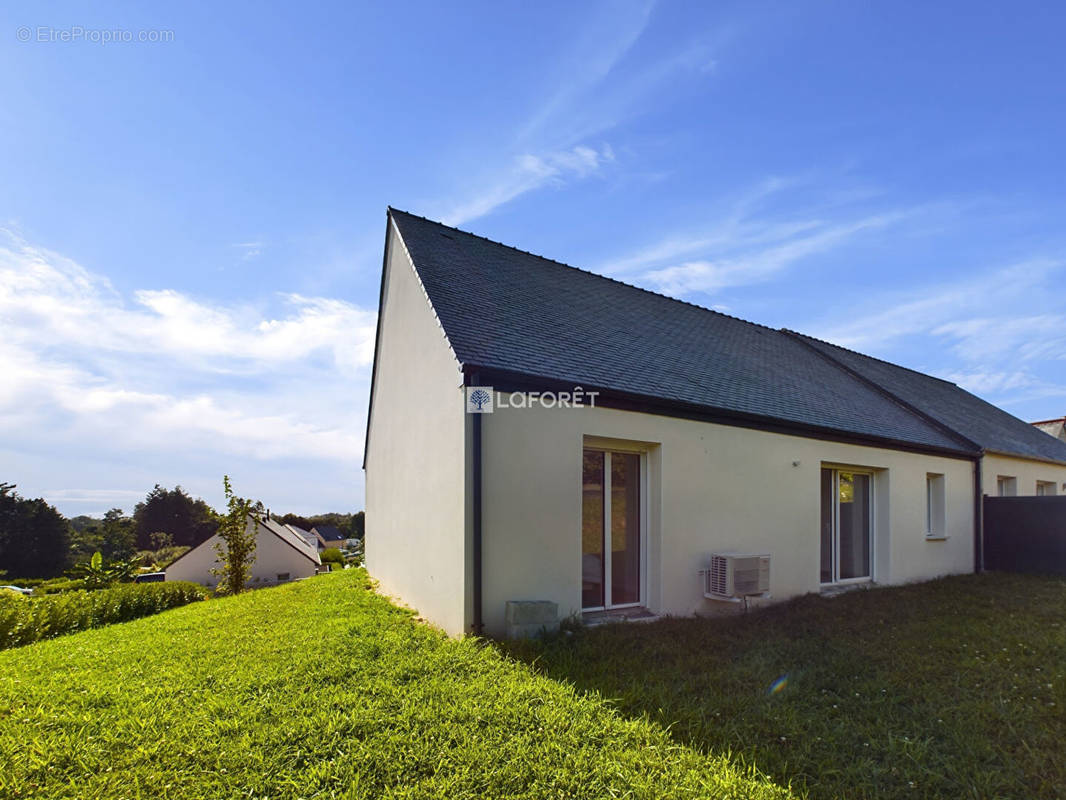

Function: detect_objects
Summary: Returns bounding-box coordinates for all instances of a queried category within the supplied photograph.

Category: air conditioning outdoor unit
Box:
[704,552,770,599]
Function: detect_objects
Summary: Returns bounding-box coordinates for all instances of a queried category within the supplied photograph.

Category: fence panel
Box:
[983,496,1066,574]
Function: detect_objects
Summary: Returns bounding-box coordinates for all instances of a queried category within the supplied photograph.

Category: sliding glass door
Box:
[820,468,872,584]
[582,448,642,610]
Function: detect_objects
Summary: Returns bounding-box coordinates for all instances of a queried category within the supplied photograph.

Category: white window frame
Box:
[821,467,876,587]
[925,473,946,539]
[996,476,1017,497]
[1036,481,1056,496]
[581,446,648,612]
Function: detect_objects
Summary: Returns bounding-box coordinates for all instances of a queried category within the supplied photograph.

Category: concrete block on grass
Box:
[505,600,559,639]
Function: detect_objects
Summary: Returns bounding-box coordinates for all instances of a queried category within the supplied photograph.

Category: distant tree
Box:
[351,511,365,540]
[133,485,217,549]
[211,477,260,595]
[149,531,173,550]
[69,515,101,533]
[69,523,100,561]
[70,509,137,562]
[99,509,137,561]
[277,513,313,531]
[0,483,72,578]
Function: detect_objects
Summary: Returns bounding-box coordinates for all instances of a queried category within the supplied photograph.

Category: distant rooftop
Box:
[1032,416,1066,444]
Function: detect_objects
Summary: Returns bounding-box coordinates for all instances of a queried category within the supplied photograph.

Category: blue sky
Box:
[2,1,1064,516]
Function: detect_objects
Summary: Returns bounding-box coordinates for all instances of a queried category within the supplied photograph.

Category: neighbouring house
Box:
[166,513,322,589]
[310,524,347,551]
[285,523,319,551]
[364,208,1066,637]
[1033,416,1066,443]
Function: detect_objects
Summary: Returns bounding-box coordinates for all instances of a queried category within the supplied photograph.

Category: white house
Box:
[167,513,322,589]
[364,208,1066,638]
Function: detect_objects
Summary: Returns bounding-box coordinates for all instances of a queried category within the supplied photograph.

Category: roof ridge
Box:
[782,330,982,453]
[386,207,783,336]
[785,328,961,387]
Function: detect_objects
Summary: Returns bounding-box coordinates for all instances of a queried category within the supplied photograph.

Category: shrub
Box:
[66,551,138,589]
[320,547,345,567]
[31,578,87,595]
[0,581,206,650]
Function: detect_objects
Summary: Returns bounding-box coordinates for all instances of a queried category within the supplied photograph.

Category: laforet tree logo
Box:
[466,386,494,413]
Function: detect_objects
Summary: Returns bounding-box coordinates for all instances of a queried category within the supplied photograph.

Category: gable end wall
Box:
[364,222,469,636]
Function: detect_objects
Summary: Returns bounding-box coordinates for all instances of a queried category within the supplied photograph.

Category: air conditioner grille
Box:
[709,554,729,596]
[733,564,761,595]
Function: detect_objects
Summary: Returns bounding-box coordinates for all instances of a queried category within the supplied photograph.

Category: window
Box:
[582,447,643,610]
[276,573,290,582]
[926,473,946,538]
[821,468,873,584]
[1036,481,1057,496]
[996,476,1017,497]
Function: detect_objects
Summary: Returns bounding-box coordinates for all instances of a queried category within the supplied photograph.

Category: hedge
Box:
[0,581,206,650]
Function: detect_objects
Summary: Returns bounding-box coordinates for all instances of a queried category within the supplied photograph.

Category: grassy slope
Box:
[503,573,1066,800]
[0,571,789,800]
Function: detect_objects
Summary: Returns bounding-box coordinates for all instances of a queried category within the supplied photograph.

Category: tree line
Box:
[0,482,364,580]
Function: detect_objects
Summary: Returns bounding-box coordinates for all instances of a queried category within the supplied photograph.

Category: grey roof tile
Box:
[793,334,1066,464]
[388,209,1065,464]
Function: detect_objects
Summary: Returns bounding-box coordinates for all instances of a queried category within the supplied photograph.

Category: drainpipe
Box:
[973,456,983,573]
[471,373,484,635]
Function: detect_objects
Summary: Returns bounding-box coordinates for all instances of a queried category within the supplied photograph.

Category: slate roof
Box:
[311,525,345,542]
[792,335,1066,464]
[386,208,1066,465]
[284,523,318,548]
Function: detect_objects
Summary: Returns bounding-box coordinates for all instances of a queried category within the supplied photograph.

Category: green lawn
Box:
[0,570,788,800]
[4,570,1062,800]
[502,573,1066,800]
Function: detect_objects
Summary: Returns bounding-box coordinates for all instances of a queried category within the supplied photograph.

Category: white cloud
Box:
[516,0,656,144]
[813,258,1064,353]
[640,213,902,295]
[804,256,1066,413]
[440,144,616,226]
[932,315,1066,362]
[938,370,1037,395]
[594,174,908,297]
[232,241,264,260]
[0,230,376,512]
[37,489,148,505]
[435,3,730,227]
[1,231,376,373]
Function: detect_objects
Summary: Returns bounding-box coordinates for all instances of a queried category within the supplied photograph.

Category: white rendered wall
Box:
[479,401,977,637]
[981,452,1066,497]
[364,222,469,636]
